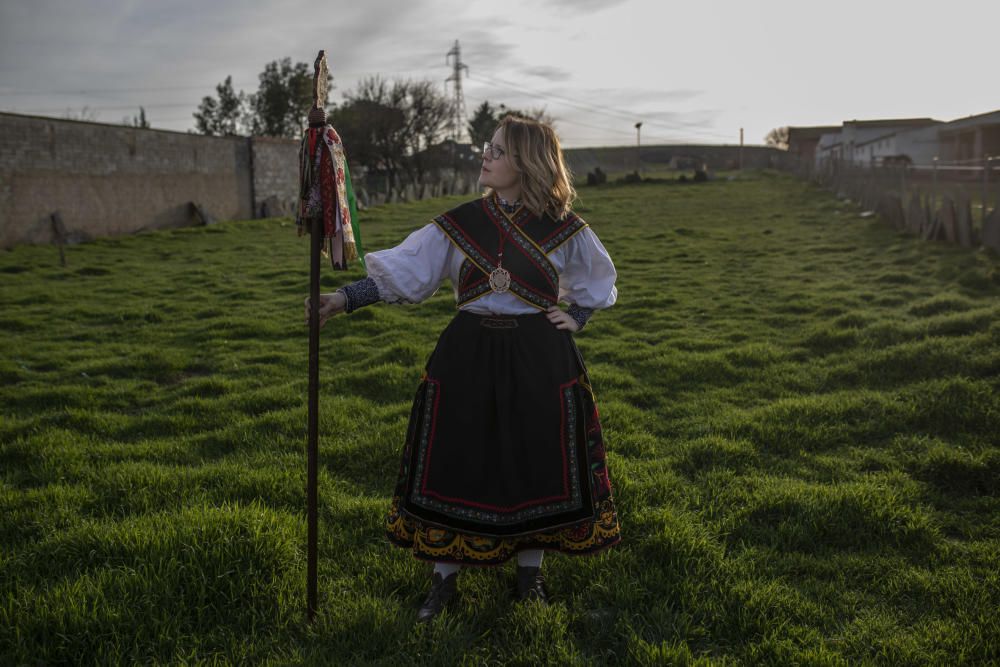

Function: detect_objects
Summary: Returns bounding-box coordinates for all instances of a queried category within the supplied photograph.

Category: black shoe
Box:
[516,566,548,603]
[416,571,458,623]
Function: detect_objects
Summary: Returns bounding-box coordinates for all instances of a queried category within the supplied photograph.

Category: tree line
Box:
[194,57,551,198]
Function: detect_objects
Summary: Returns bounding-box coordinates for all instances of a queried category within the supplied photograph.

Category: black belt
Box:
[460,309,550,329]
[480,317,519,329]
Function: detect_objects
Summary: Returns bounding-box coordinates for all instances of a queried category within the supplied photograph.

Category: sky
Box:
[1,0,997,148]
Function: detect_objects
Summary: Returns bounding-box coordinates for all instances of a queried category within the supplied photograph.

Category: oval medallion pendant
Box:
[488,266,511,294]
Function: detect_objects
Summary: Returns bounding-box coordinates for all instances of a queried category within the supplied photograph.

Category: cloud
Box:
[521,65,573,82]
[0,0,723,143]
[0,0,456,119]
[450,29,520,72]
[541,0,631,13]
[577,87,704,108]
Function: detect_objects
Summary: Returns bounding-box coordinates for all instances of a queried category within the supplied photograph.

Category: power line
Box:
[469,73,640,125]
[3,59,729,141]
[552,115,718,145]
[467,72,732,141]
[4,69,482,103]
[469,97,721,144]
[466,91,728,145]
[465,91,719,146]
[0,65,443,98]
[3,53,739,144]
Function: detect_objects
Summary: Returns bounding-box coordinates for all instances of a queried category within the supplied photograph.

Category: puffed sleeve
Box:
[558,226,618,309]
[364,222,453,304]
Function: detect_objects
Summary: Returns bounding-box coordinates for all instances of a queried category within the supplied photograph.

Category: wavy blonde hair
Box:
[485,115,577,220]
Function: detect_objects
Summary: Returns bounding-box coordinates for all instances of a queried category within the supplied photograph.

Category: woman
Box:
[305,116,621,622]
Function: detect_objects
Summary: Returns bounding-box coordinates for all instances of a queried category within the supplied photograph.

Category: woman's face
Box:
[480,128,520,195]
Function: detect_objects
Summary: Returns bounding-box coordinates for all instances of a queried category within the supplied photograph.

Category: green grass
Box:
[2,171,999,665]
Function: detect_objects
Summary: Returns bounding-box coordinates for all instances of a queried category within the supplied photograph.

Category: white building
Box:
[841,119,940,165]
[814,132,843,168]
[936,110,1000,163]
[813,118,940,167]
[801,110,1000,171]
[855,124,942,166]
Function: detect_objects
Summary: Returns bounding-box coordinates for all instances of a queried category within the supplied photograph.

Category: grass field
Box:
[2,171,999,665]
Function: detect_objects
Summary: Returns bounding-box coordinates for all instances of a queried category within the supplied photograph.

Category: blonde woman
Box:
[306,116,621,622]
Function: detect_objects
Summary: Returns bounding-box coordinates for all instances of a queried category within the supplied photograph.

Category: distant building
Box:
[840,118,940,164]
[855,124,941,166]
[814,118,939,167]
[810,110,1000,169]
[936,109,1000,163]
[815,132,843,167]
[787,125,840,166]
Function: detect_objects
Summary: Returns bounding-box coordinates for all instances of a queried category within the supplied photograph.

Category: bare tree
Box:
[497,103,556,127]
[334,76,453,200]
[765,126,789,150]
[402,80,453,196]
[333,76,407,199]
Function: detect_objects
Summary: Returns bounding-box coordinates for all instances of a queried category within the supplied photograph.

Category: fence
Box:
[351,169,479,209]
[803,158,1000,252]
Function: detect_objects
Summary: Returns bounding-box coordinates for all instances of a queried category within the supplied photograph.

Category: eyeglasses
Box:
[482,142,506,160]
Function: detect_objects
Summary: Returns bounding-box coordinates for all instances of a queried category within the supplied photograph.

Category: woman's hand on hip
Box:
[545,305,579,332]
[304,292,346,329]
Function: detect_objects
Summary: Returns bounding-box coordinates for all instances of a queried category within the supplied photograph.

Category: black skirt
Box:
[385,310,621,565]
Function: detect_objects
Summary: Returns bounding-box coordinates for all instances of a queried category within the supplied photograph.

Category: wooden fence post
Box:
[957,193,974,247]
[50,212,67,267]
[941,196,957,243]
[984,156,992,227]
[932,157,938,209]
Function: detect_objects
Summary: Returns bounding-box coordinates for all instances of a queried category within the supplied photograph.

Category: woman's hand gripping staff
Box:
[304,292,346,330]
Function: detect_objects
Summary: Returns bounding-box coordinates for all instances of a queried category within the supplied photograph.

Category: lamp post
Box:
[634,122,642,174]
[739,127,744,170]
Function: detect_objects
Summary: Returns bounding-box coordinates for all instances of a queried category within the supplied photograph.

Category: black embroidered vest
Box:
[432,196,589,310]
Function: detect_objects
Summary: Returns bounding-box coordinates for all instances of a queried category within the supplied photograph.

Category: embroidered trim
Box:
[385,369,621,564]
[385,496,621,564]
[433,213,495,278]
[471,200,554,310]
[434,199,590,311]
[338,276,380,313]
[483,197,559,291]
[496,195,522,213]
[566,304,594,331]
[458,259,492,304]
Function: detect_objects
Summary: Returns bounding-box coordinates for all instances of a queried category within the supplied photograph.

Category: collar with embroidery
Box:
[495,194,522,214]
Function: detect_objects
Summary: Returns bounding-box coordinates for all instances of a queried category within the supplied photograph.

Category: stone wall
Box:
[0,112,254,248]
[251,136,300,217]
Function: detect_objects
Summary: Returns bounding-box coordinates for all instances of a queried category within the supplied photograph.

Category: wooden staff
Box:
[307,208,320,623]
[306,48,329,624]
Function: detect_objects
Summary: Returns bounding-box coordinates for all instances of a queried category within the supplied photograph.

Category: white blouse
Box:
[365,221,618,316]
